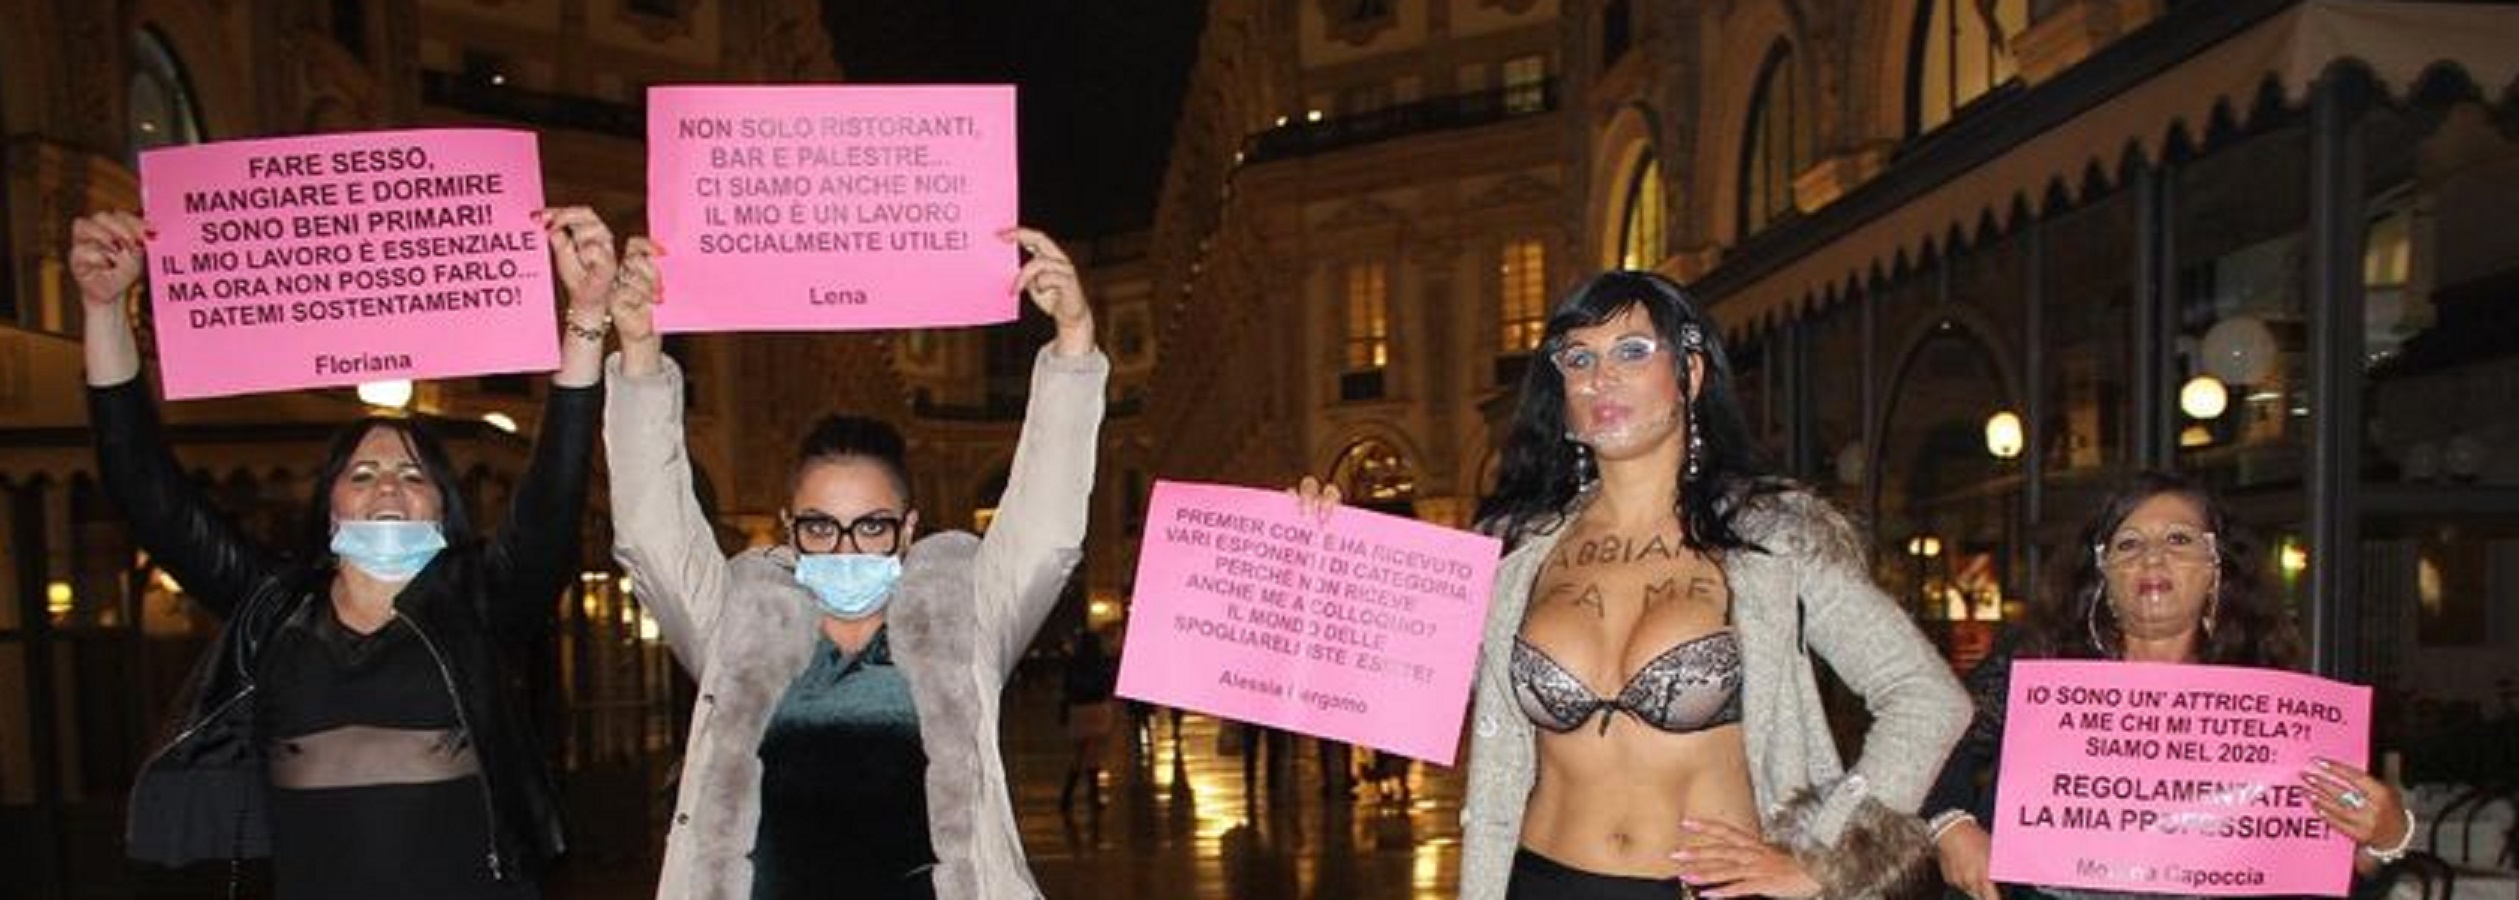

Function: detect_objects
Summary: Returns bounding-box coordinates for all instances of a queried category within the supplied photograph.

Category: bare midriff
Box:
[1515,514,1761,877]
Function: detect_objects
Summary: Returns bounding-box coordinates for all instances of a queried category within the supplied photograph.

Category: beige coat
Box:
[605,348,1106,900]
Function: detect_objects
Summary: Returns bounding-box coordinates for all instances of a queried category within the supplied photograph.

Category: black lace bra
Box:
[1511,628,1744,735]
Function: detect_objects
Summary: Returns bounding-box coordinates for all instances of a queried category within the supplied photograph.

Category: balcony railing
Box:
[1247,79,1558,163]
[422,71,644,138]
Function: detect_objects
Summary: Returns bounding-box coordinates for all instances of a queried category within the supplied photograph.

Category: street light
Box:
[357,379,414,409]
[2180,375,2229,420]
[1984,410,2024,460]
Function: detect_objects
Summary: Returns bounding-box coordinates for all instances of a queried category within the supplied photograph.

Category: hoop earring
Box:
[2201,572,2221,641]
[2085,585,2114,658]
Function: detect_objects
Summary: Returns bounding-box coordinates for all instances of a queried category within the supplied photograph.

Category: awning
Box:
[1706,0,2519,330]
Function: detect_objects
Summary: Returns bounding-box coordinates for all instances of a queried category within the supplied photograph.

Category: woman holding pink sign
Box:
[73,207,633,898]
[1923,472,2414,900]
[1304,270,1970,899]
[602,228,1103,900]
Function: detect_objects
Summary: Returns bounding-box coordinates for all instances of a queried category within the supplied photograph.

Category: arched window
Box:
[1910,0,2026,135]
[1617,155,1665,270]
[128,27,206,161]
[1740,42,1810,237]
[1878,323,2015,627]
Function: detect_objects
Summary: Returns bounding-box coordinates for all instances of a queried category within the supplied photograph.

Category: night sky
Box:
[819,0,1210,238]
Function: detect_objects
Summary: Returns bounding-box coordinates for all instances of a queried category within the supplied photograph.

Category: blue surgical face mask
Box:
[330,520,447,582]
[794,553,902,619]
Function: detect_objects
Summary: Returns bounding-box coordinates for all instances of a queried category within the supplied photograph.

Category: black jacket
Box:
[91,377,600,883]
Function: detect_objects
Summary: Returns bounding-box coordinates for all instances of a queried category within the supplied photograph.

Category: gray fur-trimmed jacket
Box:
[1460,490,1971,899]
[604,347,1106,900]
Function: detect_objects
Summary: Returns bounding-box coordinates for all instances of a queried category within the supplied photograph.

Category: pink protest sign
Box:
[1115,481,1500,766]
[1989,660,2373,897]
[645,85,1018,333]
[138,129,554,400]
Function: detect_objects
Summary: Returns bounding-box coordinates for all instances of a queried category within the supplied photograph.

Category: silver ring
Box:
[2339,789,2368,810]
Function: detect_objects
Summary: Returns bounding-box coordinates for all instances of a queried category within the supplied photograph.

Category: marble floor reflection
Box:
[1006,675,1464,900]
[546,668,1465,899]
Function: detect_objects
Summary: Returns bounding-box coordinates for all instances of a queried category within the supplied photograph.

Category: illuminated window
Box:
[1912,0,2026,135]
[1502,54,1548,115]
[1499,238,1547,354]
[1741,43,1811,236]
[127,27,205,162]
[1618,156,1666,270]
[1342,262,1390,400]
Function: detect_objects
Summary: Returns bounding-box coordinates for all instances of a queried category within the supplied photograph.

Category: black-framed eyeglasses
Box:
[788,511,905,555]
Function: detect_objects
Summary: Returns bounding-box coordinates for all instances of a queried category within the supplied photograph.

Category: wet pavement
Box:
[549,670,1465,899]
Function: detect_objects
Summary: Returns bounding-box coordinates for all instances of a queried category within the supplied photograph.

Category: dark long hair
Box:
[297,417,476,562]
[1474,270,1784,549]
[2028,470,2301,668]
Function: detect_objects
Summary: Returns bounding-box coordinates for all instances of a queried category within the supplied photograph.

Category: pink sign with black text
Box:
[1989,660,2373,897]
[138,129,555,400]
[645,85,1018,333]
[1114,481,1499,766]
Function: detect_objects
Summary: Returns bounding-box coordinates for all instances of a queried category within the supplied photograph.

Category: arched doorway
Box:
[1876,322,2018,660]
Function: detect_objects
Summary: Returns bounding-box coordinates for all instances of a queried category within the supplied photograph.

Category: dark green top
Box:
[750,627,935,900]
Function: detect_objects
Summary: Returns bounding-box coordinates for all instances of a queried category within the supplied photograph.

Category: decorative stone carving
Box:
[295,32,384,132]
[619,0,702,43]
[2013,0,2161,84]
[1790,142,1890,213]
[1319,196,1404,231]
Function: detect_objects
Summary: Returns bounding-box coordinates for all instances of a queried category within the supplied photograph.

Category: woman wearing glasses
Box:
[603,229,1103,900]
[1300,270,1968,899]
[1925,471,2412,900]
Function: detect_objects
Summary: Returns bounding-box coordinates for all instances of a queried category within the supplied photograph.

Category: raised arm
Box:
[600,237,733,675]
[972,229,1106,673]
[77,212,278,617]
[476,208,622,632]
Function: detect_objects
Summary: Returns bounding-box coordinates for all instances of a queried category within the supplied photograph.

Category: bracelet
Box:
[564,315,611,343]
[1927,810,1978,842]
[2362,807,2417,863]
